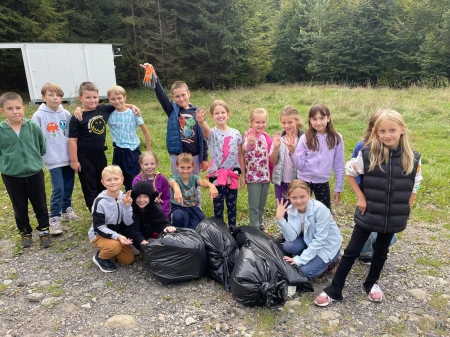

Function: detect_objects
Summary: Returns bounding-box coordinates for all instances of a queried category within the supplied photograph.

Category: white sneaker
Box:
[49,216,63,235]
[61,207,81,221]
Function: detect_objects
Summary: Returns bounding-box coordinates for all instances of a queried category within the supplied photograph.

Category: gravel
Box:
[0,218,449,337]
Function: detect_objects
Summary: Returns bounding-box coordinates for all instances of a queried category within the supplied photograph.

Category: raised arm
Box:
[196,107,211,139]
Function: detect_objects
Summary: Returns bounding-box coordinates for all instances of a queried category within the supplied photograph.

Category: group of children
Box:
[0,63,422,307]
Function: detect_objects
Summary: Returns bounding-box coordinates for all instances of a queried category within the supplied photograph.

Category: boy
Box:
[169,153,218,229]
[88,165,134,272]
[32,83,80,235]
[0,92,52,248]
[69,82,141,210]
[107,85,151,191]
[140,63,208,175]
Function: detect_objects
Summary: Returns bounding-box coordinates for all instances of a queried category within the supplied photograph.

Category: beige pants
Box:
[91,236,134,265]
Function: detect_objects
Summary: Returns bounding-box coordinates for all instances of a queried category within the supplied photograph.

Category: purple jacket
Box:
[291,133,345,192]
[132,172,171,220]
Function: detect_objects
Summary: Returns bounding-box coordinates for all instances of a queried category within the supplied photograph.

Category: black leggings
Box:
[307,182,331,209]
[323,225,395,300]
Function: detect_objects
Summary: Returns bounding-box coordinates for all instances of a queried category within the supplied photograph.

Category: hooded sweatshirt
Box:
[31,103,72,169]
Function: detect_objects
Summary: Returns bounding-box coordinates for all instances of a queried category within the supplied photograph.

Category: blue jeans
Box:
[283,235,340,279]
[360,232,397,259]
[49,165,75,217]
[170,203,205,229]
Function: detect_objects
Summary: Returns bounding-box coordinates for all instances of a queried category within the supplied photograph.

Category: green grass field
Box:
[0,84,449,249]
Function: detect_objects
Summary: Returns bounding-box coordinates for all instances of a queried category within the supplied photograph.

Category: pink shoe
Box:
[368,284,384,302]
[314,292,335,307]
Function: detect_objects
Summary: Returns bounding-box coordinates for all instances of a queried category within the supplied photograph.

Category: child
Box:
[69,82,140,210]
[275,179,342,279]
[132,151,171,220]
[107,85,151,191]
[314,110,422,306]
[88,165,134,272]
[122,181,176,252]
[32,83,80,235]
[0,92,52,248]
[196,100,245,232]
[169,153,218,229]
[243,108,273,230]
[352,111,396,265]
[269,106,304,217]
[140,63,208,175]
[289,104,344,210]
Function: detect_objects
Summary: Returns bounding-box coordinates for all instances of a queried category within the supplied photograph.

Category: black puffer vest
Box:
[355,146,421,233]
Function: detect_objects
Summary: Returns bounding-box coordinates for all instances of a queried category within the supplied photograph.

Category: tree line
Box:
[0,0,449,90]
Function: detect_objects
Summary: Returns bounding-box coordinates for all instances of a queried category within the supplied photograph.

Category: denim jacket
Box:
[275,198,342,266]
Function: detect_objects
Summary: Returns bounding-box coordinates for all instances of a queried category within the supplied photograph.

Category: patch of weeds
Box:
[53,241,76,253]
[53,325,60,331]
[294,296,311,315]
[213,292,225,301]
[204,322,214,332]
[12,242,24,256]
[253,308,278,332]
[429,235,438,241]
[194,301,202,307]
[429,291,447,310]
[419,269,441,276]
[105,280,114,287]
[418,316,434,331]
[6,271,18,280]
[442,223,450,230]
[384,322,406,334]
[46,284,64,297]
[322,324,339,335]
[119,284,127,292]
[416,258,442,268]
[179,295,187,301]
[0,284,9,292]
[162,294,172,301]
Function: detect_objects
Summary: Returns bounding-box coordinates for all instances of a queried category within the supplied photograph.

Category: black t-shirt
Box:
[69,105,115,156]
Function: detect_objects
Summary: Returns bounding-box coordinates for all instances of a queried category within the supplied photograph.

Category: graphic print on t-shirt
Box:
[89,115,106,135]
[59,120,67,135]
[179,114,196,144]
[46,122,59,137]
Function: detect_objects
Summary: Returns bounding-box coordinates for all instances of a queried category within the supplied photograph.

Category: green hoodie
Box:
[0,119,46,177]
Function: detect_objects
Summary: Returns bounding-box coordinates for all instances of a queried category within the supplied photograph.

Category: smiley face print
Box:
[88,115,106,135]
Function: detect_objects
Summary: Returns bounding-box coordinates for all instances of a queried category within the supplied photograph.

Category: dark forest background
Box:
[1,0,449,89]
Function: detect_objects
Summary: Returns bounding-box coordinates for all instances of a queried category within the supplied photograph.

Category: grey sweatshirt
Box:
[88,191,133,242]
[31,103,71,170]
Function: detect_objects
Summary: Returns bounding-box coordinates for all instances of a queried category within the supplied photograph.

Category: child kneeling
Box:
[275,179,342,279]
[169,153,218,229]
[88,165,134,272]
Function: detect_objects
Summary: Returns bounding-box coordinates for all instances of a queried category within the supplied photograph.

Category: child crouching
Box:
[88,165,134,272]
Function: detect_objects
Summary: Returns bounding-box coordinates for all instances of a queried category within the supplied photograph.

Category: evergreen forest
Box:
[1,0,449,89]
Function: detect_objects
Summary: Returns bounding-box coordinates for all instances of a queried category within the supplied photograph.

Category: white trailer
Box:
[0,43,118,103]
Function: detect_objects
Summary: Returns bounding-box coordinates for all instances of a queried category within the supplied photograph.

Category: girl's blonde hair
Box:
[286,179,310,197]
[280,106,303,131]
[138,151,159,181]
[209,100,230,115]
[366,109,415,174]
[362,110,383,143]
[305,104,340,151]
[249,108,267,122]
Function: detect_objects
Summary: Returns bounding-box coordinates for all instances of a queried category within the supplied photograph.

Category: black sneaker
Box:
[39,232,53,248]
[359,257,372,265]
[21,233,33,248]
[92,252,117,273]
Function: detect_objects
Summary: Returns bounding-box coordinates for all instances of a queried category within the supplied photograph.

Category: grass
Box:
[415,258,442,268]
[1,84,448,246]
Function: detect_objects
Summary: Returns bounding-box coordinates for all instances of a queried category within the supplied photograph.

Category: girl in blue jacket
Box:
[275,179,342,279]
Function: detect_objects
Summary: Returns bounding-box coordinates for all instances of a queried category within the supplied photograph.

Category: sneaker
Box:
[92,252,117,273]
[21,233,33,248]
[314,292,335,307]
[49,216,63,235]
[327,256,341,272]
[61,207,81,222]
[39,232,53,248]
[368,284,384,302]
[359,257,372,265]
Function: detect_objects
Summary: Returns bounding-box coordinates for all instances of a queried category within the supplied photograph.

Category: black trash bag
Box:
[234,226,314,293]
[195,217,239,291]
[231,244,287,309]
[141,228,207,285]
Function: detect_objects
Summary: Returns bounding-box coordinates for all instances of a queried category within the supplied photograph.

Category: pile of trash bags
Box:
[141,218,313,309]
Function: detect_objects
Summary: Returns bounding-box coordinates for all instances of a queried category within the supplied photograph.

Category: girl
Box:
[196,100,245,232]
[132,151,170,220]
[353,111,396,265]
[314,110,422,306]
[122,181,176,253]
[243,108,273,230]
[289,104,344,210]
[269,106,304,218]
[276,179,342,279]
